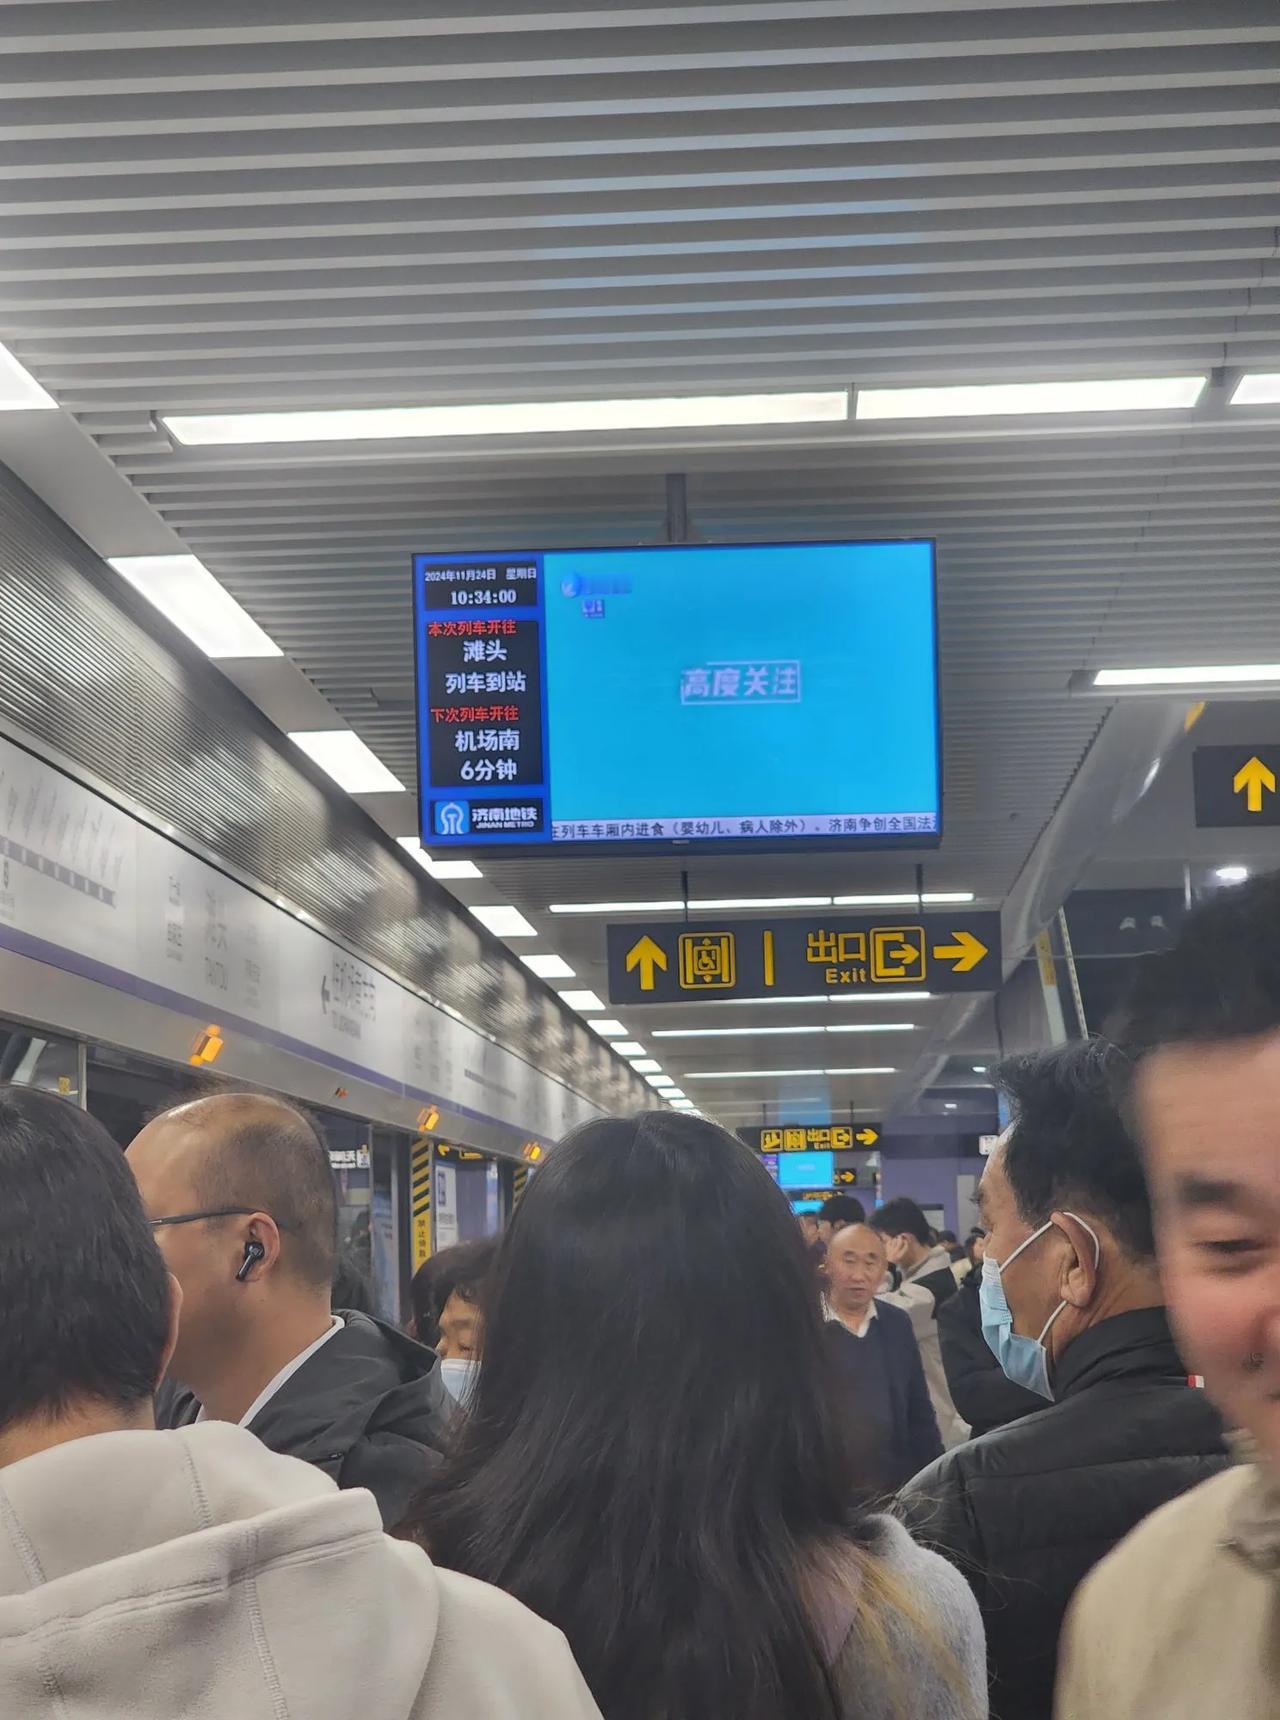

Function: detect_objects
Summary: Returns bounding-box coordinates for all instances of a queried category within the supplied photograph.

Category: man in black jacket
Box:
[129,1092,449,1527]
[823,1222,942,1491]
[899,1041,1228,1720]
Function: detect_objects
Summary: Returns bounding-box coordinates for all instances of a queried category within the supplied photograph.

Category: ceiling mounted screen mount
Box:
[413,539,940,857]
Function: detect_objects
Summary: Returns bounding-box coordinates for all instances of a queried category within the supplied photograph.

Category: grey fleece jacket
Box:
[829,1516,989,1720]
[0,1421,601,1719]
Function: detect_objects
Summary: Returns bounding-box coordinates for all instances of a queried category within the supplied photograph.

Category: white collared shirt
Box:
[195,1315,345,1428]
[823,1297,880,1340]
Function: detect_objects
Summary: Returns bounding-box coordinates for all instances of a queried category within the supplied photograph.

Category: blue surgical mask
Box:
[979,1214,1100,1400]
[439,1356,480,1407]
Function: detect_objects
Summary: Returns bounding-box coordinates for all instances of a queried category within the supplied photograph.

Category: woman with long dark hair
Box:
[405,1112,985,1720]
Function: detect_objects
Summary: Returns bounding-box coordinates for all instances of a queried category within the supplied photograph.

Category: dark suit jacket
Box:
[823,1298,943,1493]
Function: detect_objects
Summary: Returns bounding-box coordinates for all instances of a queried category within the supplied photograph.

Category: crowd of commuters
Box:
[2,869,1280,1715]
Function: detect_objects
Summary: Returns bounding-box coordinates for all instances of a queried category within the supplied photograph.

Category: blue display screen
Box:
[413,540,938,852]
[777,1150,834,1191]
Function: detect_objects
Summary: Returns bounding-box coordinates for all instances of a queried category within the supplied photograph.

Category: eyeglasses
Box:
[148,1206,293,1232]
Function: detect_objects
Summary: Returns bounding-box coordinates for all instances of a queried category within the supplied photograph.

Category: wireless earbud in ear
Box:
[236,1239,266,1283]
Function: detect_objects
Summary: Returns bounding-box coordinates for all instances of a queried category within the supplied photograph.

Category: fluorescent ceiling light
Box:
[163,390,849,447]
[856,376,1204,421]
[590,1019,628,1037]
[1091,664,1280,688]
[973,1065,989,1074]
[711,991,935,1005]
[630,1059,663,1074]
[671,1100,696,1109]
[685,1067,896,1080]
[288,730,405,794]
[613,1041,646,1056]
[1215,865,1250,885]
[550,895,834,915]
[0,341,56,411]
[651,1023,913,1038]
[396,837,485,883]
[111,555,281,660]
[1230,374,1280,405]
[661,1088,687,1100]
[469,904,538,939]
[558,990,605,1012]
[831,892,974,907]
[831,990,932,1003]
[521,952,575,979]
[427,859,484,880]
[644,1073,672,1089]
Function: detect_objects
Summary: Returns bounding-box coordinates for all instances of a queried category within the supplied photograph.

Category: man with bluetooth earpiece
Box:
[898,1039,1228,1720]
[127,1092,450,1526]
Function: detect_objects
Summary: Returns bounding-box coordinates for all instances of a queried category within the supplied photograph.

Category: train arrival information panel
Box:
[413,540,940,855]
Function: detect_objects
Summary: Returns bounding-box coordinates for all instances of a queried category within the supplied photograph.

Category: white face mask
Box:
[439,1356,480,1407]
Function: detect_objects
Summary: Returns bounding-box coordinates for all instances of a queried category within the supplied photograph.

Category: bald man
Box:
[822,1223,943,1492]
[128,1093,449,1526]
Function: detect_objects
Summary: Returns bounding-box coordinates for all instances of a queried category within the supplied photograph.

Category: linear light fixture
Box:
[0,341,56,410]
[855,376,1205,421]
[468,904,538,939]
[630,1059,663,1074]
[613,1041,646,1056]
[1089,664,1280,689]
[831,990,932,1003]
[684,1067,897,1080]
[111,555,281,660]
[288,730,405,794]
[521,952,575,979]
[396,837,484,882]
[558,989,605,1012]
[661,1087,687,1100]
[651,1023,914,1038]
[644,1073,672,1089]
[1230,374,1280,405]
[590,1019,629,1037]
[549,891,972,915]
[427,858,484,880]
[162,390,849,447]
[711,991,935,1005]
[832,891,974,907]
[550,895,831,915]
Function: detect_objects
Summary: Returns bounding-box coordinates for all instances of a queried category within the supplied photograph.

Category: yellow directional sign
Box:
[607,911,1001,1003]
[1194,746,1280,828]
[932,929,990,974]
[741,1122,879,1153]
[871,926,926,982]
[1234,755,1277,814]
[626,934,668,991]
[835,1168,858,1185]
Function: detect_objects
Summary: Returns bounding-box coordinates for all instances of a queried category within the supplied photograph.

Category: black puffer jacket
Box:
[160,1311,450,1529]
[898,1307,1229,1720]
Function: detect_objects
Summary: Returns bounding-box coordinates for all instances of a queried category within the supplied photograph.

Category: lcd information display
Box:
[777,1150,835,1191]
[413,540,938,853]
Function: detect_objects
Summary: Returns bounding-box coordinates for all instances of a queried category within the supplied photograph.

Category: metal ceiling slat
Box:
[1,1,1276,1118]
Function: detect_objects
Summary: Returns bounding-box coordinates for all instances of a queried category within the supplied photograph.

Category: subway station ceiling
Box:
[4,0,1280,1123]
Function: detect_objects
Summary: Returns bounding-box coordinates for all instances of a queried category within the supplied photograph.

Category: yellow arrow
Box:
[626,934,669,991]
[932,929,989,974]
[1233,755,1276,814]
[888,944,921,965]
[856,1127,880,1147]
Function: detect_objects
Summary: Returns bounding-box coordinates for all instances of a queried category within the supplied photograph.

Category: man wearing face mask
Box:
[899,1039,1228,1720]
